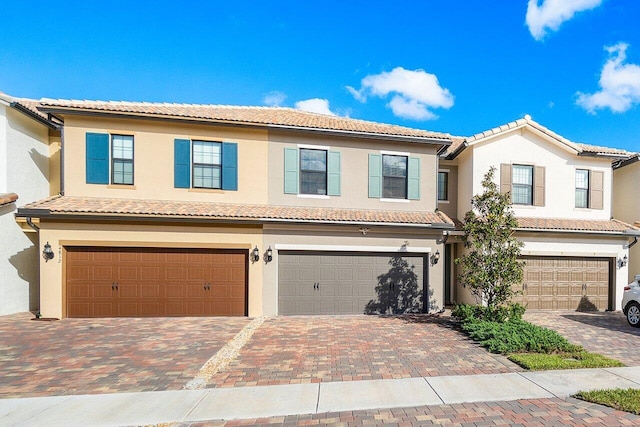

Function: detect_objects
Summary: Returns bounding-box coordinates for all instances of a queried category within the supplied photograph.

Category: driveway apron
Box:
[206,314,522,388]
[525,310,640,365]
[0,313,250,398]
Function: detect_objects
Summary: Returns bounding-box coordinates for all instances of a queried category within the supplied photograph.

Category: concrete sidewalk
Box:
[2,366,640,427]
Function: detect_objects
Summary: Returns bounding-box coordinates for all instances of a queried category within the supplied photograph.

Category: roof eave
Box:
[37,105,451,146]
[15,208,455,229]
[515,227,640,237]
[10,102,60,130]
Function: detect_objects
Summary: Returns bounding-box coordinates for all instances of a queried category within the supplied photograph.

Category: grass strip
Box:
[574,388,640,415]
[508,351,624,370]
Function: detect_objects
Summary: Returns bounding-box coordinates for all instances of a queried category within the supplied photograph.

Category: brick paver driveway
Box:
[0,313,251,398]
[525,310,640,365]
[207,314,521,388]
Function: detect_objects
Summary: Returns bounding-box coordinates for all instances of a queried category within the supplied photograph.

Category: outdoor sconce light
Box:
[618,254,628,269]
[265,246,273,263]
[42,242,54,262]
[251,246,260,263]
[430,250,440,266]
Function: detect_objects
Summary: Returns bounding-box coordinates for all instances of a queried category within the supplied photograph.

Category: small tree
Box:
[455,166,524,314]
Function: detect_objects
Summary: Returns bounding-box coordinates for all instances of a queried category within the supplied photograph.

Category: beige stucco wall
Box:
[262,224,445,316]
[62,116,269,204]
[612,162,640,283]
[267,130,440,212]
[471,128,613,220]
[437,162,458,220]
[37,221,264,319]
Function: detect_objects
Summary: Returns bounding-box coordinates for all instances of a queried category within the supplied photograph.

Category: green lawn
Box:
[508,351,624,370]
[574,388,640,415]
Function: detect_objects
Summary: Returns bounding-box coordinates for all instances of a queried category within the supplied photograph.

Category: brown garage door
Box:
[514,256,611,310]
[66,247,247,318]
[278,252,426,315]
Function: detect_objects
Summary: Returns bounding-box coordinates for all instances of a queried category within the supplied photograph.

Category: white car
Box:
[622,275,640,327]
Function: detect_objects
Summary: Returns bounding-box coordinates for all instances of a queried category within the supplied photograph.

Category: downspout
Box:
[60,125,64,195]
[25,217,40,231]
[626,237,638,250]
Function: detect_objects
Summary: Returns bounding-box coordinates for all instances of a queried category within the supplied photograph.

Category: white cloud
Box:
[263,91,287,106]
[576,43,640,114]
[294,98,336,116]
[347,67,454,121]
[526,0,602,41]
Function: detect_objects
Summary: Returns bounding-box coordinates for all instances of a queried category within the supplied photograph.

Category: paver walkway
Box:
[207,314,521,388]
[0,313,251,398]
[173,398,640,426]
[525,310,640,365]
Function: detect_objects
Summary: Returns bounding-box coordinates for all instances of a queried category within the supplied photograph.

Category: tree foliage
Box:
[455,166,524,311]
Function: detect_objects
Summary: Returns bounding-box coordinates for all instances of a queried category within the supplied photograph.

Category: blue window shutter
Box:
[174,139,191,188]
[86,132,109,184]
[408,157,420,200]
[221,142,238,191]
[284,148,299,194]
[327,151,341,196]
[368,154,381,198]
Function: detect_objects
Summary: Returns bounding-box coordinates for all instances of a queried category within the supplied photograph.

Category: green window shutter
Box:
[327,151,341,196]
[407,157,420,200]
[86,132,109,184]
[174,139,191,188]
[284,148,299,194]
[221,142,238,191]
[368,154,382,198]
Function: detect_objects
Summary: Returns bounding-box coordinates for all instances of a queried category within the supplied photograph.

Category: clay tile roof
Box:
[36,98,451,142]
[442,116,633,159]
[0,91,56,125]
[516,217,639,234]
[18,196,456,228]
[0,193,18,206]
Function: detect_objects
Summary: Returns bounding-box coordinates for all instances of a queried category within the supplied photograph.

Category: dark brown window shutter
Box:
[534,166,545,207]
[590,170,604,210]
[500,163,511,195]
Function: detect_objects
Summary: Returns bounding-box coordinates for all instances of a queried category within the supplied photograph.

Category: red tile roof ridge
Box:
[0,192,18,206]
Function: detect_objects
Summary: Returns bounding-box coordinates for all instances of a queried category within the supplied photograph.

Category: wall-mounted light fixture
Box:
[251,246,260,263]
[42,242,54,262]
[430,250,440,266]
[618,254,628,269]
[359,227,370,235]
[265,246,273,263]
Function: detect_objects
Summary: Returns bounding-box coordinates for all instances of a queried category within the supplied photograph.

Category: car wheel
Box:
[627,302,640,327]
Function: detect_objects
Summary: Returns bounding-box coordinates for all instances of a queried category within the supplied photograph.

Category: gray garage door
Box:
[278,251,426,315]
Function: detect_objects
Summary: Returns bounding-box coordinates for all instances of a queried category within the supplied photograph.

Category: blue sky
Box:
[1,1,639,151]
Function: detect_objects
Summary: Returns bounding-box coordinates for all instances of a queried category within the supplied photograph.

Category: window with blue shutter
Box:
[174,139,191,188]
[86,133,110,184]
[174,139,238,190]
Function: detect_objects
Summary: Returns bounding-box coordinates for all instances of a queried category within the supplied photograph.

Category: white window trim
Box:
[275,244,432,253]
[380,198,410,203]
[298,143,330,150]
[380,150,410,157]
[297,194,330,199]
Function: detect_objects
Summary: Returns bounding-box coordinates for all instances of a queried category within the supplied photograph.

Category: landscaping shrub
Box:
[461,319,582,354]
[452,303,525,323]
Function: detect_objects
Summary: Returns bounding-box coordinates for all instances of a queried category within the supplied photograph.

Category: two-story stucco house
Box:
[438,116,639,311]
[16,99,455,319]
[0,92,60,315]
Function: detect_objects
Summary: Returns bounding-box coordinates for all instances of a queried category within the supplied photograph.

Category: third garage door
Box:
[66,247,247,318]
[278,251,426,315]
[514,256,611,310]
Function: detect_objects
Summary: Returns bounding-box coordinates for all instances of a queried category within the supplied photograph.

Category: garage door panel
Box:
[520,256,610,311]
[66,248,247,317]
[279,252,425,315]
